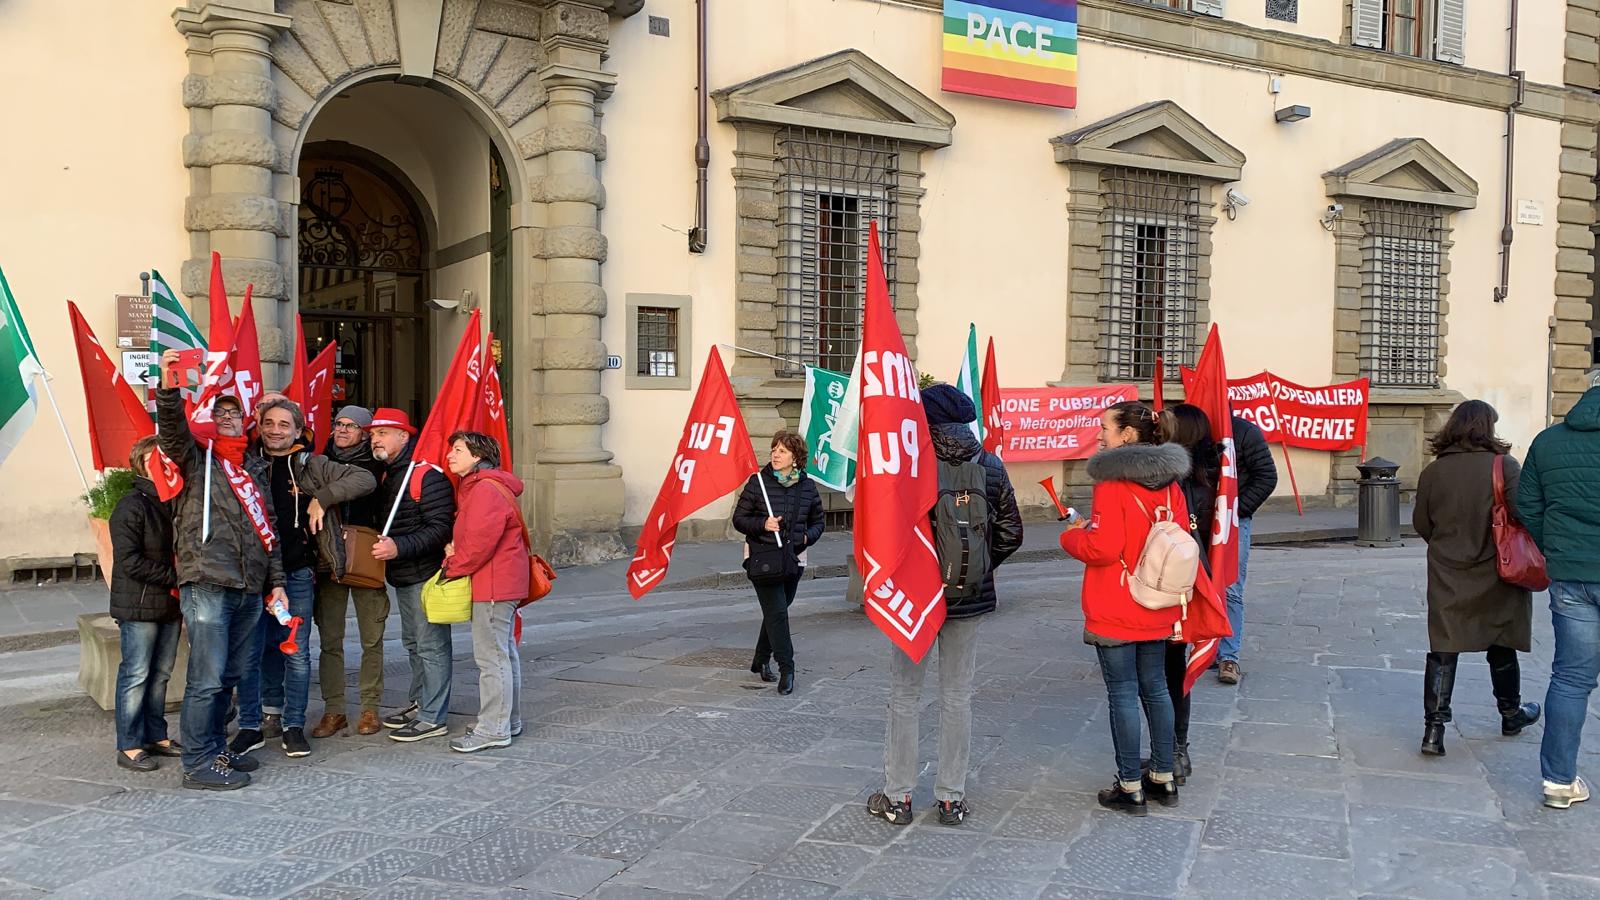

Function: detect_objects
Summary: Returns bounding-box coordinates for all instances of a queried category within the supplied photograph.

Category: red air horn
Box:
[266,596,303,656]
[1038,475,1081,524]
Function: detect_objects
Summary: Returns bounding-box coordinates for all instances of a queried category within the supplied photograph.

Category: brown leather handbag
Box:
[339,525,388,589]
[1491,455,1550,592]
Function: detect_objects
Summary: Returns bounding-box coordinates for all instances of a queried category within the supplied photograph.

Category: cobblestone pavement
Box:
[1,544,1597,899]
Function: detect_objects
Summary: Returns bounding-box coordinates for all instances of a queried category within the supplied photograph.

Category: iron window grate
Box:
[636,306,680,377]
[776,127,900,377]
[1099,168,1201,382]
[1361,200,1442,388]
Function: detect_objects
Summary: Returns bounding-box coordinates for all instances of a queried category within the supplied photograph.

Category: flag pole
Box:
[1278,438,1304,516]
[202,440,214,542]
[717,343,809,369]
[34,372,92,493]
[383,460,417,536]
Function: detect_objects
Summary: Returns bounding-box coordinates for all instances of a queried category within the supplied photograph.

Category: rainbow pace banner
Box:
[941,0,1078,109]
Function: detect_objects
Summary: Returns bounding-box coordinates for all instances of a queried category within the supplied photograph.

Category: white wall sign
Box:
[605,354,623,370]
[1516,199,1545,226]
[121,350,155,385]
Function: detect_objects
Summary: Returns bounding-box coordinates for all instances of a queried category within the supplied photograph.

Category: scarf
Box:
[773,466,800,488]
[212,434,250,467]
[211,436,276,553]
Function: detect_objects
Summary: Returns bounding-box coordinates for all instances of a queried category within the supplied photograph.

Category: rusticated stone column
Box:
[174,1,292,382]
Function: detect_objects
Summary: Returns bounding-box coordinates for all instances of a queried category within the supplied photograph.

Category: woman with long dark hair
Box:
[1061,400,1191,815]
[1413,400,1540,756]
[1157,403,1221,785]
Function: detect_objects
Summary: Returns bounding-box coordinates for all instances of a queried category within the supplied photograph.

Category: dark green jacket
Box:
[1518,386,1600,584]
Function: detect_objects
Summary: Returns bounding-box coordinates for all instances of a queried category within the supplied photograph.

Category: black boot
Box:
[751,661,777,683]
[1175,744,1192,785]
[1488,648,1541,735]
[1421,652,1457,756]
[1097,780,1148,816]
[777,671,795,695]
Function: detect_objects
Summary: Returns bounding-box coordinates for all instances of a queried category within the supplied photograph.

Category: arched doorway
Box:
[298,147,432,420]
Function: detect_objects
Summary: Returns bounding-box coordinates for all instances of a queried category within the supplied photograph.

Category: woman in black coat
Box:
[1157,404,1220,786]
[731,430,824,696]
[109,435,182,771]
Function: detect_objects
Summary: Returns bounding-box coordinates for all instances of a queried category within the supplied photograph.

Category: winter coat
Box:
[442,468,530,602]
[1519,386,1600,584]
[929,423,1024,619]
[375,439,457,588]
[1413,445,1532,653]
[108,478,179,623]
[251,446,377,580]
[156,387,285,593]
[732,465,825,573]
[324,439,388,529]
[1061,442,1192,643]
[1233,416,1278,520]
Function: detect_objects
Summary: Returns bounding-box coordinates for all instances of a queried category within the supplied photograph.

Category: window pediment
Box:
[713,49,955,148]
[1051,100,1245,182]
[1325,138,1477,210]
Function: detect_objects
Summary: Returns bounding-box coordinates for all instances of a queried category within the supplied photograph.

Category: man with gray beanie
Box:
[310,405,392,737]
[867,384,1023,828]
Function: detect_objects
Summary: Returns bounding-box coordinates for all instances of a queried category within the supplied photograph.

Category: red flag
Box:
[853,222,945,663]
[303,343,337,451]
[67,302,155,471]
[1152,355,1165,412]
[626,348,759,598]
[231,287,264,419]
[979,337,1005,459]
[206,251,235,362]
[475,333,513,471]
[284,315,309,407]
[1179,325,1239,692]
[410,310,483,499]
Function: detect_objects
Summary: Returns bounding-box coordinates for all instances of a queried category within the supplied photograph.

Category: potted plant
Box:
[82,468,135,587]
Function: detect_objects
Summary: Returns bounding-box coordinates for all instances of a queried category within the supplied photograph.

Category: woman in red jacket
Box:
[441,431,528,754]
[1061,401,1192,815]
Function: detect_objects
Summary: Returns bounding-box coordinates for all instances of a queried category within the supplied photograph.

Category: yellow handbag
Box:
[421,570,472,624]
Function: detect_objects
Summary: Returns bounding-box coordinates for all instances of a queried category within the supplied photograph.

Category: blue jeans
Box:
[1541,581,1600,785]
[239,567,315,731]
[1218,516,1253,663]
[114,619,180,751]
[1096,641,1175,783]
[178,584,259,772]
[394,581,453,727]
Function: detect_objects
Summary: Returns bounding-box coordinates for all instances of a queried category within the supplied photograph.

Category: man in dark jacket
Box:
[1216,415,1278,684]
[157,350,287,791]
[1519,385,1600,810]
[868,384,1022,829]
[231,398,375,759]
[367,408,457,743]
[311,405,392,738]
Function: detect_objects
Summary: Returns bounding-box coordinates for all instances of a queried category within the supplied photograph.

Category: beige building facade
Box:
[1,0,1598,577]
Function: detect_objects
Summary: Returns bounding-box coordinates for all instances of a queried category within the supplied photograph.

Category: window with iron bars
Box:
[775,127,900,376]
[1099,168,1202,382]
[635,306,679,377]
[1361,200,1443,387]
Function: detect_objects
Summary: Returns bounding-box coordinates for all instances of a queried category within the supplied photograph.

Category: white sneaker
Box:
[1544,776,1590,809]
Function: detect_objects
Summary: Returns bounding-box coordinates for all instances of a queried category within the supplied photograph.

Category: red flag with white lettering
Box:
[230,288,264,420]
[474,333,513,471]
[853,222,945,663]
[410,310,482,499]
[979,337,1005,459]
[626,348,759,599]
[1179,324,1238,692]
[67,302,155,471]
[284,315,309,409]
[303,343,337,451]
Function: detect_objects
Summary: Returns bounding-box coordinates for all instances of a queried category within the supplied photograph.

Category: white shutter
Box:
[1188,0,1225,16]
[1434,0,1466,65]
[1351,0,1383,49]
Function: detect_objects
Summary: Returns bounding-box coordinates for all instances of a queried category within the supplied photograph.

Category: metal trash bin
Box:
[1355,456,1402,548]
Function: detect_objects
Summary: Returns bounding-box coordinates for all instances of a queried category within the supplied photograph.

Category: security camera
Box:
[1327,203,1344,215]
[1226,189,1251,208]
[425,297,460,312]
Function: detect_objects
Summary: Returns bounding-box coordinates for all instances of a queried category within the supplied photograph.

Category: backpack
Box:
[932,459,992,602]
[1120,486,1200,615]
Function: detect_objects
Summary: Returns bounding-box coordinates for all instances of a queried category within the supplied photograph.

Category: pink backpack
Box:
[1120,486,1200,615]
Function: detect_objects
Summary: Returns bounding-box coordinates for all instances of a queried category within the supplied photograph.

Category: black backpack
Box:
[932,459,992,602]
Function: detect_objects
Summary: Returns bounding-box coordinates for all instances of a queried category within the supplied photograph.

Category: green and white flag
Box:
[798,357,858,494]
[148,269,206,403]
[0,267,45,470]
[954,322,984,443]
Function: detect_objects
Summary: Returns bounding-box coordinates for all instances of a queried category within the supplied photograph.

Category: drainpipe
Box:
[688,0,709,254]
[1493,0,1522,303]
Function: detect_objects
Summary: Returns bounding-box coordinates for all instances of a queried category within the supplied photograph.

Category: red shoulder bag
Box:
[484,480,557,604]
[1491,455,1550,592]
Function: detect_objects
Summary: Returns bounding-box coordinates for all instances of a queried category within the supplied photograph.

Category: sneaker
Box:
[261,714,283,739]
[936,800,967,826]
[282,727,311,758]
[866,792,914,826]
[1544,776,1591,810]
[511,722,523,737]
[1218,660,1241,685]
[451,731,512,753]
[219,751,260,773]
[229,729,264,755]
[1098,780,1148,816]
[383,702,420,730]
[184,757,250,791]
[389,720,448,743]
